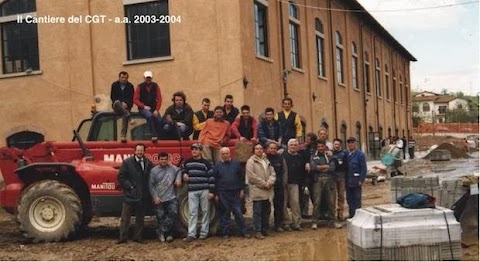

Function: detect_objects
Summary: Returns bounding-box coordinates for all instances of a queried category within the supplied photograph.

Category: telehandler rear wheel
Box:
[17,180,82,242]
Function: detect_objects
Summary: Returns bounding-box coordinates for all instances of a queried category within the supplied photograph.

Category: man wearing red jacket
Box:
[133,71,163,141]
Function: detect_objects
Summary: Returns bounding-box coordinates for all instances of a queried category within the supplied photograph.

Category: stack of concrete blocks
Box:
[390,176,468,209]
[438,180,467,209]
[390,176,440,203]
[347,204,461,261]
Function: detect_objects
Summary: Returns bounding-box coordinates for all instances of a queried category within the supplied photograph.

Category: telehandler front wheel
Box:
[17,180,82,243]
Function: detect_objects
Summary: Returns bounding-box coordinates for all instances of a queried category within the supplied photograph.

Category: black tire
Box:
[17,180,82,243]
[176,185,219,236]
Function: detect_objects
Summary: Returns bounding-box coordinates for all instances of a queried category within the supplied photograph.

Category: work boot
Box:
[329,222,343,229]
[183,236,194,242]
[255,232,265,240]
[166,236,174,243]
[275,227,284,232]
[283,225,292,231]
[158,234,166,242]
[292,225,303,231]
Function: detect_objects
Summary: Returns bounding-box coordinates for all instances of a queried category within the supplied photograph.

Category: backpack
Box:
[396,193,436,209]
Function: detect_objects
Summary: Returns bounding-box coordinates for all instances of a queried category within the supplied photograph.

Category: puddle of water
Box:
[275,230,348,261]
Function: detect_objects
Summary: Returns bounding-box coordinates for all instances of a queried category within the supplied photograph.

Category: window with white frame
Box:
[351,42,358,89]
[0,0,39,74]
[125,0,170,60]
[335,31,344,84]
[254,0,269,57]
[315,18,325,77]
[289,2,300,68]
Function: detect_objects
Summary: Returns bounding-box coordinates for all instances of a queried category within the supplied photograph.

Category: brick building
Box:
[0,0,415,158]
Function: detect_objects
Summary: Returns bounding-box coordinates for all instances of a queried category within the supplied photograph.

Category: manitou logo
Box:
[103,154,132,162]
[91,183,116,190]
[103,153,181,165]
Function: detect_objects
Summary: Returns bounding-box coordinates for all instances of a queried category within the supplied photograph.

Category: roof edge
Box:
[347,0,417,62]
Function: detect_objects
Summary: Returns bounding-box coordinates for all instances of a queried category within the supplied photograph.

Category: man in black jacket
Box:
[110,71,134,142]
[117,143,153,244]
[162,91,194,140]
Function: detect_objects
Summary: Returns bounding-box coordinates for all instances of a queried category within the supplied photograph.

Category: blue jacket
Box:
[346,149,367,188]
[258,119,282,145]
[213,160,244,191]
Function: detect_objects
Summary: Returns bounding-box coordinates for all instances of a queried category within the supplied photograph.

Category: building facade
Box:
[0,0,415,158]
[412,91,470,123]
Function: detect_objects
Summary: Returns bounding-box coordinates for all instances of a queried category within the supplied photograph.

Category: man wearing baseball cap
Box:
[182,143,215,242]
[133,70,163,141]
[345,136,366,218]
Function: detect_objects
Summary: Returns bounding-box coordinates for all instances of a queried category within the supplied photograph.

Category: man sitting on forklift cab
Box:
[133,71,163,142]
[110,71,134,142]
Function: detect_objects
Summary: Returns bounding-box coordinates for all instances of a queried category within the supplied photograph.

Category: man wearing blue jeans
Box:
[133,70,163,141]
[214,147,251,239]
[182,143,215,242]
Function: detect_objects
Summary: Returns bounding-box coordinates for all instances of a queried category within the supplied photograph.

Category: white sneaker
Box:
[311,223,317,230]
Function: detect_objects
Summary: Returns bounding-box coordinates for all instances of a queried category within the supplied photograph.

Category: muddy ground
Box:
[0,138,478,260]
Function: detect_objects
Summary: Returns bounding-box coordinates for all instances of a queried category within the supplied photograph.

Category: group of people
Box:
[113,70,367,243]
[110,70,303,147]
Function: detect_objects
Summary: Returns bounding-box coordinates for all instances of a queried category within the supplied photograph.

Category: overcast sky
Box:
[356,0,479,96]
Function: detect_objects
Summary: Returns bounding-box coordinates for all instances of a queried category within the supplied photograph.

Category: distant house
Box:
[412,92,469,123]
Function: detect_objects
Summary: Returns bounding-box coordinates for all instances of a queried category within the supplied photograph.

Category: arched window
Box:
[351,42,358,89]
[364,51,371,93]
[340,123,347,144]
[422,102,430,112]
[315,18,325,77]
[7,131,44,149]
[355,122,361,147]
[254,0,269,57]
[375,58,382,97]
[392,69,397,103]
[335,31,344,84]
[412,103,419,113]
[385,64,390,100]
[289,2,301,68]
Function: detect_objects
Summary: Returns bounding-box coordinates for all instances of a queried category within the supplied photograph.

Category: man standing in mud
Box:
[282,138,310,231]
[345,137,367,218]
[214,147,251,238]
[149,152,182,243]
[117,143,153,244]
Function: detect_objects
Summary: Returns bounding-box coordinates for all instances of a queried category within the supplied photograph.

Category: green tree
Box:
[445,107,477,123]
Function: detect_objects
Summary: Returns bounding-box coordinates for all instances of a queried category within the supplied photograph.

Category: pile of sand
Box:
[423,143,470,159]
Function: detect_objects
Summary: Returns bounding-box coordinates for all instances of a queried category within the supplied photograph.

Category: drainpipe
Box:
[373,35,380,135]
[360,22,368,152]
[328,0,338,138]
[279,1,288,98]
[405,61,410,136]
[391,49,396,133]
[87,0,96,103]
